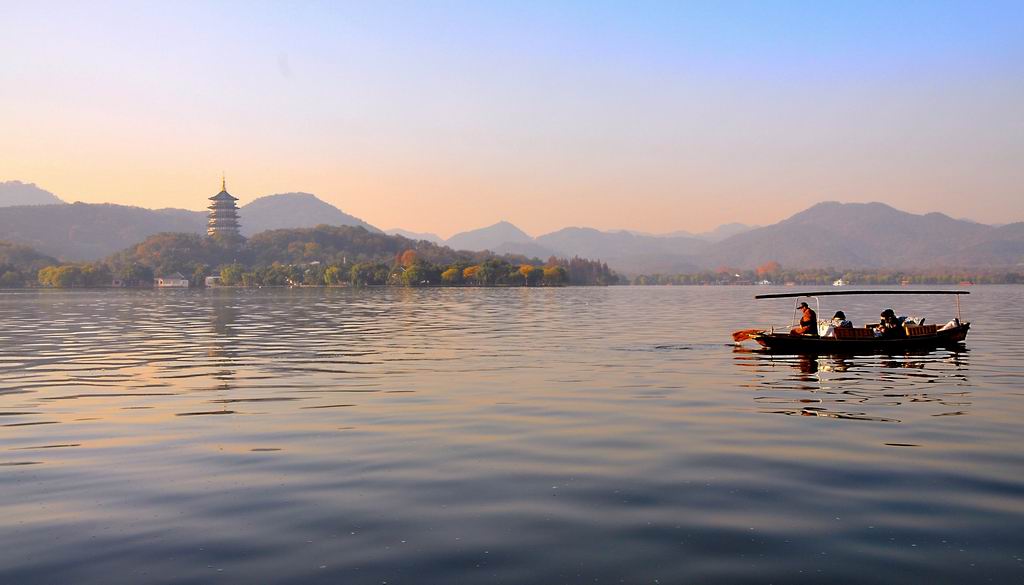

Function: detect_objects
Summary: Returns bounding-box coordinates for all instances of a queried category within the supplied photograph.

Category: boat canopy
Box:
[754,290,969,299]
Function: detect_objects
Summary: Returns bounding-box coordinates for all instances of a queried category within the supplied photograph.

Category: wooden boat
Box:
[733,290,970,354]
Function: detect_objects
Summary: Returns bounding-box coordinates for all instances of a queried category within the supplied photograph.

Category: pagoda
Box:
[207,176,241,239]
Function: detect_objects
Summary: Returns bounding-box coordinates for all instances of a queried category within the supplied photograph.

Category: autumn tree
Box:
[756,261,781,278]
[463,265,481,283]
[398,249,418,268]
[39,265,81,288]
[441,267,463,284]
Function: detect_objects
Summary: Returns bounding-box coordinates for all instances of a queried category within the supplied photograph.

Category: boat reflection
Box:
[732,345,971,422]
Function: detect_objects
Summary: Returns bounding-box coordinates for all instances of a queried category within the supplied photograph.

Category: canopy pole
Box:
[956,294,962,322]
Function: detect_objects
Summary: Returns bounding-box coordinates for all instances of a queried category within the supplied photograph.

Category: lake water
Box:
[1,286,1022,584]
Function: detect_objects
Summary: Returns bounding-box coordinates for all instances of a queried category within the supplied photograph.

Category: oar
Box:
[732,329,765,342]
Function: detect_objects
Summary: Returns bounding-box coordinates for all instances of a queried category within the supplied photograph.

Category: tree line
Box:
[211,255,573,287]
[0,225,623,288]
[632,261,1023,285]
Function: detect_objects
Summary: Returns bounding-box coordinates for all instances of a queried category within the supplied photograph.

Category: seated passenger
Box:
[831,311,853,329]
[790,301,818,336]
[876,308,905,337]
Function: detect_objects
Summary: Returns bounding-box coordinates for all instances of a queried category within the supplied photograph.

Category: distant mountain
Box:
[240,192,380,235]
[440,224,710,273]
[385,228,444,245]
[945,222,1024,267]
[0,188,381,261]
[3,186,1021,272]
[438,204,1023,273]
[705,202,1001,269]
[446,220,533,252]
[0,203,206,261]
[470,222,752,273]
[489,240,560,260]
[659,222,756,242]
[537,228,708,274]
[698,222,757,241]
[0,181,64,206]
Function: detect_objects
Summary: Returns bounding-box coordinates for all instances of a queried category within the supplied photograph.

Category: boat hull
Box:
[752,324,970,354]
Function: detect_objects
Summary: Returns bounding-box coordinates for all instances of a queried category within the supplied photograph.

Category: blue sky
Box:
[2,1,1021,235]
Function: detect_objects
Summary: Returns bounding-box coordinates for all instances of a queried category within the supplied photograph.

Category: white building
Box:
[157,272,190,288]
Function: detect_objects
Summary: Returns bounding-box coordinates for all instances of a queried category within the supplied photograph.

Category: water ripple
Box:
[0,287,1021,584]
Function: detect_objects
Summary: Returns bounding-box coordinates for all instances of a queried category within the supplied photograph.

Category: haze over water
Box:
[1,286,1022,583]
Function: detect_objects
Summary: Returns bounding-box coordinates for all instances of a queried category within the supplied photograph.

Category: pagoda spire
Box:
[221,172,226,192]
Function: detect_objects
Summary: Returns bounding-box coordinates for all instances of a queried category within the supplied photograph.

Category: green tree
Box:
[324,265,343,285]
[0,270,24,288]
[542,266,567,286]
[119,263,154,287]
[192,264,210,287]
[402,262,440,286]
[520,264,543,286]
[81,263,112,287]
[220,263,245,286]
[350,262,390,286]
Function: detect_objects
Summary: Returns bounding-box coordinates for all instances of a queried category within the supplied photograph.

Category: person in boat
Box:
[876,308,905,337]
[791,301,818,336]
[831,311,853,329]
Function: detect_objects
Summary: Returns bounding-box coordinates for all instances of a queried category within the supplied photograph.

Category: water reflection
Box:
[733,346,972,422]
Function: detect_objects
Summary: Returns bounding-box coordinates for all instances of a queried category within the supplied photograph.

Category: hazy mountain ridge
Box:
[535,228,708,274]
[705,202,1008,270]
[1,181,1020,270]
[656,222,758,241]
[445,221,533,252]
[426,202,1023,273]
[384,228,444,245]
[408,221,714,273]
[0,187,382,260]
[0,181,65,206]
[0,203,207,261]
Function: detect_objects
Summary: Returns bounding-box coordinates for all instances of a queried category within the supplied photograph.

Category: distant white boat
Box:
[833,278,848,287]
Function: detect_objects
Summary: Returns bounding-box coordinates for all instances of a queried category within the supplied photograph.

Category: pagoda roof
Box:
[209,189,238,202]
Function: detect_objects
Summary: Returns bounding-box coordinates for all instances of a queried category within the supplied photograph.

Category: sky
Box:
[2,1,1022,237]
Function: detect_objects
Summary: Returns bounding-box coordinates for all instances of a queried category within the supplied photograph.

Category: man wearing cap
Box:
[791,301,818,336]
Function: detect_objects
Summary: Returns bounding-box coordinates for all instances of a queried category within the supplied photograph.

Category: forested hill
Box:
[112,225,517,274]
[107,225,621,286]
[0,241,59,287]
